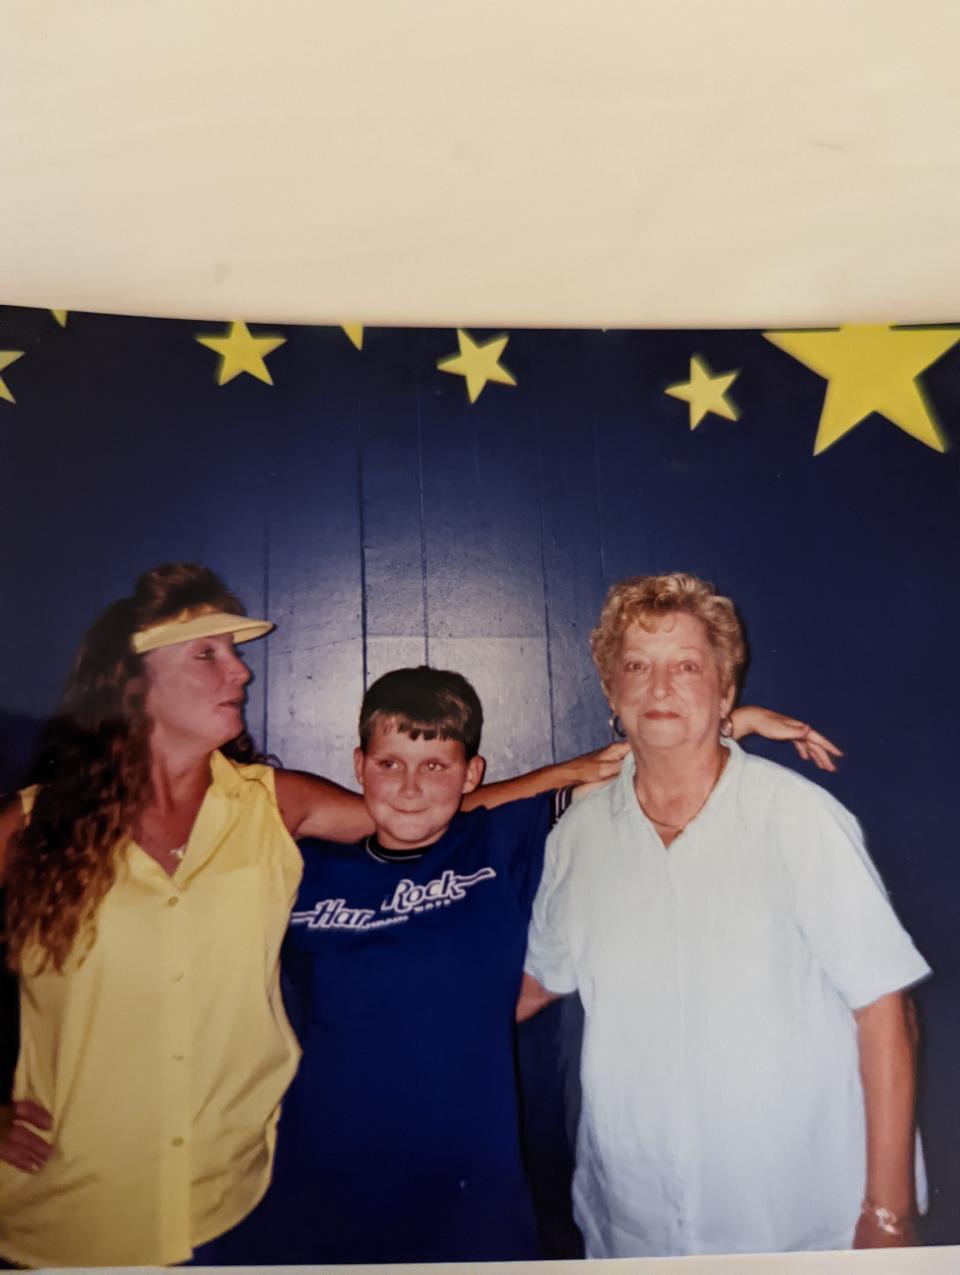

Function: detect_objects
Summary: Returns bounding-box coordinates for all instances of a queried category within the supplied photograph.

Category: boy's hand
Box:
[569,741,630,797]
[463,742,629,810]
[731,706,843,773]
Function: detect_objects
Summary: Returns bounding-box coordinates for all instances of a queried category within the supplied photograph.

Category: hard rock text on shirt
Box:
[290,867,497,931]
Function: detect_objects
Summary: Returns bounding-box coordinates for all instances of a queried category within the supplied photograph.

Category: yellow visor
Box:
[131,609,275,655]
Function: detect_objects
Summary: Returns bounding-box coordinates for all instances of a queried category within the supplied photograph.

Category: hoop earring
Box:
[608,713,626,739]
[719,714,734,739]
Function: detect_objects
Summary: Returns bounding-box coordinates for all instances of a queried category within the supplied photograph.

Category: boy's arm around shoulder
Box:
[462,742,629,810]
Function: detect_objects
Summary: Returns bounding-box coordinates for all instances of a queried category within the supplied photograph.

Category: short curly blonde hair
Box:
[590,572,746,699]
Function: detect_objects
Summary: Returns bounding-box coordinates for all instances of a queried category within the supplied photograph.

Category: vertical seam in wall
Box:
[415,374,430,666]
[357,392,369,691]
[534,353,558,764]
[261,507,271,755]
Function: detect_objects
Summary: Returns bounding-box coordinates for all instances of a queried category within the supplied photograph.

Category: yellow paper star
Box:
[0,350,24,403]
[437,330,516,403]
[665,355,740,430]
[764,324,958,454]
[51,310,68,327]
[342,324,364,350]
[195,321,286,386]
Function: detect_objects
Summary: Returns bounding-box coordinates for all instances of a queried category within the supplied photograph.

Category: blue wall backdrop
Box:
[0,307,958,1248]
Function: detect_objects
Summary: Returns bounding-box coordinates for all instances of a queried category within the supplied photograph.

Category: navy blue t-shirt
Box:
[225,793,554,1265]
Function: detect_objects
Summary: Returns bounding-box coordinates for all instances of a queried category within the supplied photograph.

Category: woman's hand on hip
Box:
[0,1100,53,1173]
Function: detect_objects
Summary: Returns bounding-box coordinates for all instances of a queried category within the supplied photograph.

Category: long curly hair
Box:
[4,563,263,973]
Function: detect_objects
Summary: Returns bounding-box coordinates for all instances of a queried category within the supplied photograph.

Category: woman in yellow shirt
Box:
[0,563,370,1266]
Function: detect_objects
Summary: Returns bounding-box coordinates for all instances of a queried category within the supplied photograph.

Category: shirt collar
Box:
[209,748,248,798]
[610,749,638,822]
[611,737,744,826]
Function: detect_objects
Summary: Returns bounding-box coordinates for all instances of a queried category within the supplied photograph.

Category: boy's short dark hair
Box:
[358,666,483,759]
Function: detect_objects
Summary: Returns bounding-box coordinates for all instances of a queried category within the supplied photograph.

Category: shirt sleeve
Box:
[523,820,578,994]
[779,785,932,1010]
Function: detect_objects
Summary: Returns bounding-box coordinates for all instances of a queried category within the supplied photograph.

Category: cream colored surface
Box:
[2,0,959,326]
[38,1250,960,1274]
[331,1254,960,1274]
[427,1255,960,1274]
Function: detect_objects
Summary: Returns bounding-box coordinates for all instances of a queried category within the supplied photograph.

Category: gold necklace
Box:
[636,793,710,833]
[138,825,188,862]
[635,751,727,835]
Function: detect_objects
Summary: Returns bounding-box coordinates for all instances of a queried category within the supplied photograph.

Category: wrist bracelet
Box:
[860,1200,909,1236]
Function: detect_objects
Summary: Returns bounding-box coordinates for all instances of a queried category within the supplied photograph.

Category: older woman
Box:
[0,562,633,1269]
[521,573,930,1258]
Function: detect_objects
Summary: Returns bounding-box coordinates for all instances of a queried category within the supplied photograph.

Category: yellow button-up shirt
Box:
[0,752,302,1267]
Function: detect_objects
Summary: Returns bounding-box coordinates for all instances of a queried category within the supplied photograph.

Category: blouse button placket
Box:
[160,882,191,1258]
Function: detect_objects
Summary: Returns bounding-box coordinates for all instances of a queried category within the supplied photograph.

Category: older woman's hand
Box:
[853,1209,915,1248]
[731,707,843,772]
[0,1100,53,1173]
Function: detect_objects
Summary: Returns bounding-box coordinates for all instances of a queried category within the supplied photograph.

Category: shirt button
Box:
[167,896,179,908]
[173,1053,185,1062]
[172,972,184,983]
[172,1136,184,1147]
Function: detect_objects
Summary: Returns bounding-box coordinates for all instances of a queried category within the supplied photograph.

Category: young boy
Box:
[252,666,574,1264]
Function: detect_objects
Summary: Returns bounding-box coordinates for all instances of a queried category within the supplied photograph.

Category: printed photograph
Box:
[0,306,957,1267]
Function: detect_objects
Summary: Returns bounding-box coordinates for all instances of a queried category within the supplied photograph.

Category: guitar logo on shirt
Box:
[384,867,496,915]
[291,867,498,932]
